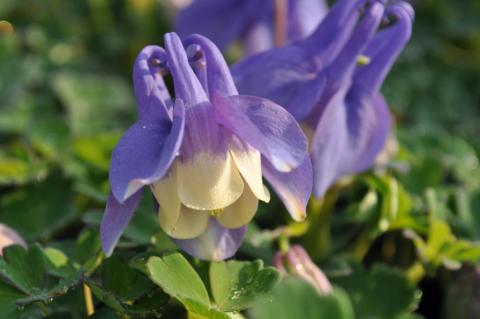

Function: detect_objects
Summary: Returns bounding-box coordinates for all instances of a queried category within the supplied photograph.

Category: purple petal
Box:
[262,156,313,221]
[180,101,227,161]
[133,45,172,121]
[354,2,414,92]
[232,44,321,121]
[244,20,274,55]
[164,32,209,106]
[101,191,143,257]
[213,94,308,172]
[323,1,384,88]
[183,35,238,97]
[287,0,328,41]
[175,0,252,51]
[310,86,390,197]
[174,219,247,261]
[109,99,185,202]
[300,0,363,65]
[351,91,391,172]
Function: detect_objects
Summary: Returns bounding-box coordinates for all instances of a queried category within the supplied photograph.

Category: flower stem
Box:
[274,0,287,47]
[83,282,95,316]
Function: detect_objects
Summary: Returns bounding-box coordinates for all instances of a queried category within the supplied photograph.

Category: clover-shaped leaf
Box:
[250,276,354,319]
[210,259,280,312]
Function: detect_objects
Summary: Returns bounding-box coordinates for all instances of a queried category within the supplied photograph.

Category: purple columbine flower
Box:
[174,0,327,54]
[100,32,312,261]
[232,0,414,197]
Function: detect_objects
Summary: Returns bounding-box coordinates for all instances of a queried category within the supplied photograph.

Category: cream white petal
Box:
[230,142,270,203]
[177,152,244,210]
[216,185,258,229]
[159,205,209,239]
[151,164,181,231]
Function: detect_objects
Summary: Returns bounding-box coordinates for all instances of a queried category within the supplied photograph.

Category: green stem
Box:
[303,186,341,259]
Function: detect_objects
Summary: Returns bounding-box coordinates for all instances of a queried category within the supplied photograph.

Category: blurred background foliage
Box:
[0,0,479,318]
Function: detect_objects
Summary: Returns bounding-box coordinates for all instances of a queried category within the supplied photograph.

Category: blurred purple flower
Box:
[100,32,312,261]
[174,0,327,54]
[232,0,414,197]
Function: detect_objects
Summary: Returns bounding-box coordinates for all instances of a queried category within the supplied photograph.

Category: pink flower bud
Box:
[274,244,332,295]
[0,224,27,255]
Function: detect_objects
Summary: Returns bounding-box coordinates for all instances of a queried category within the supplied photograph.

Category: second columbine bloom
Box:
[101,32,311,261]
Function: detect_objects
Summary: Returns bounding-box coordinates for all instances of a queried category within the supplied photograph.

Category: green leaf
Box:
[51,72,134,135]
[15,271,82,306]
[43,247,77,278]
[75,229,102,272]
[210,259,280,312]
[333,263,421,319]
[250,277,354,319]
[0,176,76,241]
[0,245,46,294]
[146,252,210,309]
[88,256,166,315]
[0,281,24,319]
[28,116,70,160]
[72,133,120,171]
[0,157,48,186]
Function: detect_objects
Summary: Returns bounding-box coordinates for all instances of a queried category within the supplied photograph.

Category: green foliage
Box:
[0,245,83,318]
[0,0,479,317]
[333,263,421,319]
[250,276,354,319]
[209,259,280,312]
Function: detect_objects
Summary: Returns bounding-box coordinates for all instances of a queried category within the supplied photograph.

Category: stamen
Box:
[357,54,371,66]
[186,44,203,63]
[149,58,169,76]
[208,209,223,217]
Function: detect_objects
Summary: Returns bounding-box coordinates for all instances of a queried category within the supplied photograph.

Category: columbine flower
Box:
[174,0,327,54]
[232,0,413,197]
[100,32,312,261]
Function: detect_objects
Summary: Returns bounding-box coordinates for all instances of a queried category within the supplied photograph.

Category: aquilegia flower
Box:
[232,0,413,197]
[175,0,327,54]
[100,32,312,261]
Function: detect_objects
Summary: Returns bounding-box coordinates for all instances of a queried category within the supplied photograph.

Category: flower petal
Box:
[159,205,209,239]
[287,0,328,41]
[174,219,247,261]
[183,34,239,97]
[177,151,244,210]
[213,94,308,172]
[175,0,251,51]
[348,89,391,172]
[164,32,209,106]
[262,156,313,221]
[300,0,363,64]
[109,99,185,202]
[0,224,27,255]
[310,86,390,197]
[229,135,270,202]
[216,185,259,229]
[151,164,181,233]
[100,191,143,257]
[354,2,414,92]
[133,45,172,121]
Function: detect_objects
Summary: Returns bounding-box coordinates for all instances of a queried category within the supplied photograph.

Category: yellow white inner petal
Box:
[216,184,259,229]
[158,205,209,239]
[151,164,181,231]
[229,141,270,203]
[177,151,244,210]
